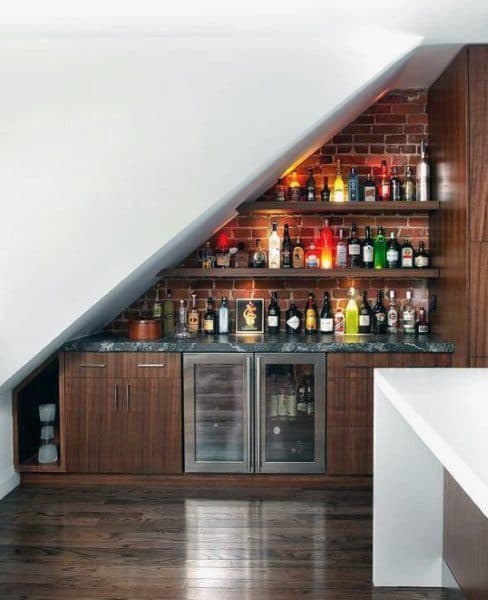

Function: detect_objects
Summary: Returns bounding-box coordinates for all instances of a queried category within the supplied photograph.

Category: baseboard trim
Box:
[0,469,20,500]
[21,472,372,489]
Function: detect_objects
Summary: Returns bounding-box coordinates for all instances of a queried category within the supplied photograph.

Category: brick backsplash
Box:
[107,89,430,334]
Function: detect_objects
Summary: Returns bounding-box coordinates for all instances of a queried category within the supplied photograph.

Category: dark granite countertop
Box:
[63,333,454,354]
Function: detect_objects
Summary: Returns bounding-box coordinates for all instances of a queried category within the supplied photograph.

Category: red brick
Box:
[355,134,384,143]
[352,114,374,125]
[332,134,353,144]
[353,145,369,154]
[391,103,426,113]
[374,113,407,124]
[373,124,404,134]
[406,113,428,123]
[336,145,353,154]
[404,124,425,134]
[320,144,336,154]
[343,124,372,135]
[370,145,385,154]
[319,154,334,164]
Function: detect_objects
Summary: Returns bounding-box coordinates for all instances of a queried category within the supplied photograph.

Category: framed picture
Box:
[235,298,264,334]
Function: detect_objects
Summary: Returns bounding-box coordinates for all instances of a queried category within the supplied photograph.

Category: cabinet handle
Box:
[126,383,130,412]
[114,384,119,412]
[79,363,107,368]
[137,363,165,368]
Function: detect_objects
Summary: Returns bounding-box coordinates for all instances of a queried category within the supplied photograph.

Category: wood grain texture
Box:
[469,243,488,358]
[469,46,488,242]
[237,201,440,214]
[327,427,373,475]
[444,470,488,600]
[63,352,181,379]
[0,485,464,600]
[428,48,470,367]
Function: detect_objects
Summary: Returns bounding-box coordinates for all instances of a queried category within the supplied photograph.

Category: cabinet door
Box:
[121,378,182,474]
[64,378,121,472]
[256,353,326,474]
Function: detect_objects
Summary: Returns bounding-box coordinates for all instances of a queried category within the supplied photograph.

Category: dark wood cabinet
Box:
[326,353,451,475]
[429,45,488,365]
[61,352,182,474]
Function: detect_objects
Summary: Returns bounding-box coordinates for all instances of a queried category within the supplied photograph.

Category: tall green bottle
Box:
[374,226,386,270]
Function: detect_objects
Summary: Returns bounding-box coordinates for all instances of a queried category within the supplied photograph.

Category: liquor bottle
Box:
[416,307,430,334]
[187,292,200,334]
[141,294,151,320]
[306,168,316,202]
[215,232,231,268]
[321,177,330,202]
[203,297,216,334]
[374,226,386,269]
[304,376,314,415]
[335,228,348,268]
[297,381,307,414]
[372,289,387,334]
[285,297,301,334]
[333,159,345,203]
[386,289,399,333]
[250,239,267,268]
[347,167,360,202]
[320,219,334,269]
[305,241,320,269]
[345,288,359,334]
[289,170,301,202]
[282,224,292,269]
[400,239,414,268]
[268,222,281,269]
[359,291,372,334]
[414,241,430,268]
[286,369,297,417]
[200,240,216,269]
[163,290,175,336]
[270,373,279,417]
[378,160,391,201]
[362,226,374,269]
[275,178,286,202]
[232,242,249,268]
[304,291,318,333]
[363,173,376,202]
[386,231,400,268]
[334,306,345,334]
[403,166,416,201]
[218,297,229,334]
[390,166,401,201]
[175,300,190,337]
[348,223,362,268]
[152,286,163,320]
[292,236,305,268]
[319,292,334,333]
[267,291,281,334]
[278,369,289,417]
[416,139,430,202]
[402,290,416,334]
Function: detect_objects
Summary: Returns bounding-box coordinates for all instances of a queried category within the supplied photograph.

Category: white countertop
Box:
[375,368,488,518]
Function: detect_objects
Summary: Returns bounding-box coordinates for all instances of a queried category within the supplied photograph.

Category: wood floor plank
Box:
[0,485,464,600]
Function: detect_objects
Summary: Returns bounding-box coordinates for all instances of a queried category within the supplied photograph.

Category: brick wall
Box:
[108,89,430,334]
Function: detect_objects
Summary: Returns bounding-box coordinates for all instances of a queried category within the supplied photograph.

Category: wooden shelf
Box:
[237,201,440,215]
[17,454,63,473]
[159,268,439,279]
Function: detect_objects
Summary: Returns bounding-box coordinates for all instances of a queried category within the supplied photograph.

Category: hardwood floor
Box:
[0,485,464,600]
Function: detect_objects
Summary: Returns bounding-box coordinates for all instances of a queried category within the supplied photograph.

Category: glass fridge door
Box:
[184,353,252,473]
[256,353,326,473]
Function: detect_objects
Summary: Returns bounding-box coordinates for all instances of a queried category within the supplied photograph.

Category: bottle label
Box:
[364,186,376,202]
[336,245,347,267]
[415,255,429,268]
[278,394,288,416]
[375,313,385,323]
[387,310,398,327]
[305,309,317,330]
[269,248,281,269]
[402,248,414,267]
[403,313,415,331]
[292,248,305,268]
[418,324,429,333]
[286,315,300,330]
[349,243,361,256]
[359,315,370,327]
[334,314,344,333]
[287,393,297,417]
[320,317,334,333]
[282,250,291,266]
[267,315,279,327]
[363,246,374,263]
[188,312,199,332]
[306,254,319,268]
[386,249,399,263]
[203,319,214,332]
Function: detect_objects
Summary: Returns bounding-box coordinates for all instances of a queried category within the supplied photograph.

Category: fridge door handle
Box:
[254,355,261,474]
[246,355,253,473]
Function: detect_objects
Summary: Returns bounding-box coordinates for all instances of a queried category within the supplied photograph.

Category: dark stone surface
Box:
[63,333,455,354]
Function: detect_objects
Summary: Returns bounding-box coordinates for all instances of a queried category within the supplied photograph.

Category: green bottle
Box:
[374,226,386,270]
[345,288,359,334]
[163,290,175,336]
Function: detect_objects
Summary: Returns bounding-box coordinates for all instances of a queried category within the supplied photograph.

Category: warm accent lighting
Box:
[320,220,333,269]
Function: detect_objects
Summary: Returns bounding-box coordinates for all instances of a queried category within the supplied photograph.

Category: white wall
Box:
[0,33,423,496]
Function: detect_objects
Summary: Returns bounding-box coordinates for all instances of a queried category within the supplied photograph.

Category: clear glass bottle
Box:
[305,241,320,269]
[251,238,267,268]
[402,290,416,334]
[401,239,414,268]
[275,178,286,202]
[187,292,200,334]
[335,228,348,268]
[334,305,345,334]
[268,222,281,269]
[218,296,229,334]
[378,160,391,201]
[288,170,301,202]
[416,139,430,202]
[292,235,305,269]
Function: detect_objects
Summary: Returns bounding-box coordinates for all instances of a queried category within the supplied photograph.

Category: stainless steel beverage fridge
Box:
[184,353,326,473]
